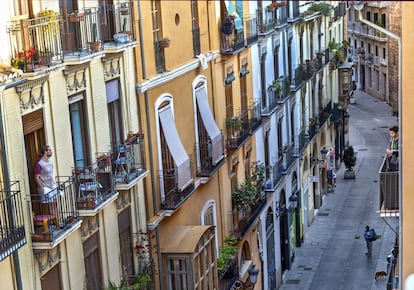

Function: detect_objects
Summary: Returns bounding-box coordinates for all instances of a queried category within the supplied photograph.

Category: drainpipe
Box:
[356,8,402,288]
[0,79,27,290]
[137,1,163,289]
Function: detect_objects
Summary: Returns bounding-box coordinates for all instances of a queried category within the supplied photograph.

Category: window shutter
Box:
[22,109,44,135]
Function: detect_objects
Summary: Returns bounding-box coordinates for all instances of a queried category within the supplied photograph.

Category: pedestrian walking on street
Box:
[364,225,378,257]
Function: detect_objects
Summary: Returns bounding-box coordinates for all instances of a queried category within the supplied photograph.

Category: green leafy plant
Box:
[267,79,282,94]
[309,3,332,16]
[217,236,238,273]
[343,146,356,170]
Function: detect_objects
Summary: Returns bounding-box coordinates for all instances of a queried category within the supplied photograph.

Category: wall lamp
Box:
[275,194,299,218]
[233,265,260,289]
[311,147,329,165]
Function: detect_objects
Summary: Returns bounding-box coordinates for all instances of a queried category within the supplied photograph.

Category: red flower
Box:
[135,244,145,250]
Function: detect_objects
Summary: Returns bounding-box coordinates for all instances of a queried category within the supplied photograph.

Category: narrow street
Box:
[280,89,399,290]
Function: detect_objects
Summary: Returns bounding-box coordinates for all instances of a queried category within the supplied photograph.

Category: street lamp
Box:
[234,265,260,289]
[276,195,298,217]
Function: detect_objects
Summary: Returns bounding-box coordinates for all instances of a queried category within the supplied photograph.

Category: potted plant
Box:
[159,37,170,48]
[217,236,238,279]
[89,23,101,51]
[267,80,282,96]
[343,146,357,179]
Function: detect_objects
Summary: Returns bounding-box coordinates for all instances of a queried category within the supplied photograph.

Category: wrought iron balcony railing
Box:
[159,164,195,211]
[6,11,63,72]
[221,29,245,55]
[261,89,279,117]
[257,8,276,35]
[277,5,288,27]
[225,111,250,150]
[245,15,258,46]
[291,65,304,91]
[278,145,296,174]
[30,176,79,243]
[195,133,225,178]
[264,164,283,192]
[318,101,332,126]
[0,181,26,261]
[112,135,146,186]
[62,7,103,56]
[73,154,116,213]
[295,128,307,156]
[379,156,399,217]
[231,192,266,239]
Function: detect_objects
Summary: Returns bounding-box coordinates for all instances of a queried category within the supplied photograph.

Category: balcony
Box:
[221,29,245,55]
[74,154,118,216]
[196,134,225,179]
[264,163,283,192]
[318,101,332,126]
[295,128,307,156]
[308,118,319,141]
[7,10,64,74]
[30,177,80,248]
[277,5,288,28]
[289,1,301,22]
[348,23,387,43]
[245,15,258,46]
[112,135,147,190]
[257,8,276,36]
[261,89,279,117]
[218,254,238,290]
[379,156,399,217]
[291,65,304,91]
[101,1,137,53]
[159,164,195,211]
[0,181,26,261]
[231,192,266,239]
[278,145,296,174]
[62,7,105,63]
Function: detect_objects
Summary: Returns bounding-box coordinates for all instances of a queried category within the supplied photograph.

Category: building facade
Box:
[0,1,348,290]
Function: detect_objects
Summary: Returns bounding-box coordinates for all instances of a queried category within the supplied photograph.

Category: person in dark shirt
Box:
[221,13,236,52]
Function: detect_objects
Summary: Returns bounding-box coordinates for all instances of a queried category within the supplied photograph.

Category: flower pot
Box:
[89,41,101,52]
[159,40,170,48]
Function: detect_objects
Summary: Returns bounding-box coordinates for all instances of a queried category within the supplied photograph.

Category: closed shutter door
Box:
[22,109,44,135]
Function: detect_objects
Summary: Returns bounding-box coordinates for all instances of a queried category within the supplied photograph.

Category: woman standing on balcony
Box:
[34,145,61,230]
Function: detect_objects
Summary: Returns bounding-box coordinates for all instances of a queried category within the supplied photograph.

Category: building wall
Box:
[402,3,414,287]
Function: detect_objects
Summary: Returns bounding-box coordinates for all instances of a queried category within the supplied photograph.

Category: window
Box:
[106,79,124,147]
[244,148,251,179]
[158,100,192,196]
[118,207,134,278]
[225,83,233,118]
[277,119,283,158]
[375,45,378,57]
[83,232,103,290]
[374,12,378,23]
[383,47,386,59]
[273,46,279,80]
[201,201,218,257]
[366,11,371,21]
[260,52,266,109]
[40,264,62,290]
[377,70,380,92]
[240,74,248,113]
[69,94,90,168]
[368,43,371,54]
[194,81,224,169]
[190,0,200,56]
[230,161,238,194]
[381,13,386,28]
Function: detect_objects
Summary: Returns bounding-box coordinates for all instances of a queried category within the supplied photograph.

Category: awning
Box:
[159,105,193,191]
[196,87,224,166]
[224,0,243,31]
[162,225,214,254]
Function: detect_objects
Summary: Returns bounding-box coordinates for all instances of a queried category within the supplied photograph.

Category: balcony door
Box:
[99,0,115,43]
[23,109,46,214]
[59,0,79,52]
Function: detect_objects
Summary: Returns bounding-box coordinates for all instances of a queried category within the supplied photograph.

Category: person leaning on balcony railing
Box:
[385,126,399,171]
[34,145,62,229]
[221,13,236,52]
